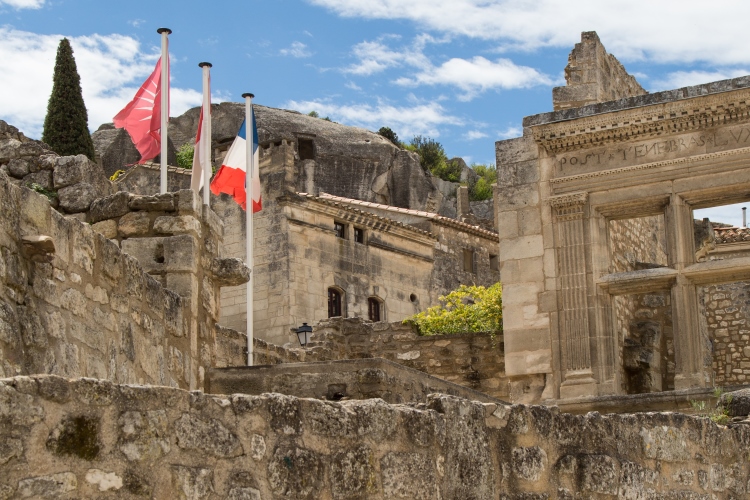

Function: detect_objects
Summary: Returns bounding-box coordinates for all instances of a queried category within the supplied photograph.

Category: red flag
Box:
[113,57,165,163]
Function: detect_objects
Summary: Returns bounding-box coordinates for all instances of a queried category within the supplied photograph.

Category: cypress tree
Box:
[42,38,96,160]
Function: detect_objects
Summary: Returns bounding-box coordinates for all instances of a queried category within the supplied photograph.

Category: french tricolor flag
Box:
[210,112,262,212]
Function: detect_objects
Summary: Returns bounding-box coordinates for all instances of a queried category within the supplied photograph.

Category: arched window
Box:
[368,297,383,322]
[328,288,343,318]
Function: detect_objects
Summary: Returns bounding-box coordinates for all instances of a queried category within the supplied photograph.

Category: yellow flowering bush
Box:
[404,283,502,336]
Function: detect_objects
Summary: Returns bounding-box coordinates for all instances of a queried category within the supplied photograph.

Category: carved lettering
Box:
[557,127,750,174]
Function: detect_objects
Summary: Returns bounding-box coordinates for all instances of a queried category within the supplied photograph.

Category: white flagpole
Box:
[157,28,171,194]
[243,92,255,366]
[199,62,212,206]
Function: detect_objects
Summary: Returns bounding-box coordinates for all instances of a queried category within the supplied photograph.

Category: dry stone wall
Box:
[2,375,750,499]
[310,318,509,400]
[701,282,750,386]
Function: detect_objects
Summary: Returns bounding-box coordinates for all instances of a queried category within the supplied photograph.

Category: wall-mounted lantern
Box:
[295,323,313,346]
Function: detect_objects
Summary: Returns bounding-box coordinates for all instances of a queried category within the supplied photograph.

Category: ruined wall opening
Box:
[613,292,674,394]
[298,138,315,160]
[328,287,344,318]
[607,214,668,274]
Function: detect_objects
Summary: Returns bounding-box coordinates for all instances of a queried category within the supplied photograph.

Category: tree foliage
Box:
[377,126,400,147]
[404,283,502,336]
[308,110,319,118]
[406,135,464,182]
[176,143,194,169]
[42,38,96,160]
[469,163,496,201]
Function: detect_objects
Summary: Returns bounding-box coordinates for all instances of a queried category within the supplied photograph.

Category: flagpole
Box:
[157,27,171,194]
[199,62,212,206]
[243,92,255,366]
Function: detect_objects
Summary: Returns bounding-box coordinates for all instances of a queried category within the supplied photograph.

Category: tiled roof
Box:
[313,192,499,240]
[714,226,750,244]
[297,193,435,239]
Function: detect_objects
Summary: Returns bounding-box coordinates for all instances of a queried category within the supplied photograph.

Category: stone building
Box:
[213,140,500,346]
[496,31,750,403]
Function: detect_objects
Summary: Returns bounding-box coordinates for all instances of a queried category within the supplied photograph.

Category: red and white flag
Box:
[190,76,210,192]
[113,57,166,163]
[210,113,262,212]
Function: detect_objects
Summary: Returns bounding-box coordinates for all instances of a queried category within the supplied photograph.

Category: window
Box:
[334,222,346,239]
[298,138,315,160]
[489,254,499,271]
[354,227,365,244]
[368,297,383,322]
[463,249,476,273]
[328,288,342,317]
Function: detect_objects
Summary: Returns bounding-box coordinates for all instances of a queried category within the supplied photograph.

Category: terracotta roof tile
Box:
[714,226,750,244]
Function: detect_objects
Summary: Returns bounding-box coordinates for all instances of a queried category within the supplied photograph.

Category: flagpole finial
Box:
[242,93,255,99]
[198,62,212,68]
[157,27,172,35]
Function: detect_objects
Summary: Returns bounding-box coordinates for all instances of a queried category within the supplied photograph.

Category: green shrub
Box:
[378,127,400,147]
[176,143,194,170]
[404,283,502,336]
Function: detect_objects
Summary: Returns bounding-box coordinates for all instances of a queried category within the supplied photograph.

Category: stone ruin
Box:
[1,30,750,498]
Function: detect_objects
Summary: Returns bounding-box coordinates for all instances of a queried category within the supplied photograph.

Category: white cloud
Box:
[464,130,487,140]
[309,0,750,66]
[346,35,551,99]
[128,19,145,28]
[497,126,521,139]
[0,0,44,8]
[649,69,750,92]
[0,28,204,139]
[285,98,460,139]
[280,41,312,58]
[396,56,555,100]
[344,81,362,91]
[344,34,433,76]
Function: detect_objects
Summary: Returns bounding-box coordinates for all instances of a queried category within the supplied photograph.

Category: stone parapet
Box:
[1,375,749,499]
[309,317,508,400]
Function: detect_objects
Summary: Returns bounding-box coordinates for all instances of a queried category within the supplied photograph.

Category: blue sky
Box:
[1,0,749,225]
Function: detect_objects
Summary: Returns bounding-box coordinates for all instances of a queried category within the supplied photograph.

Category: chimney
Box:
[457,185,470,219]
[743,206,746,228]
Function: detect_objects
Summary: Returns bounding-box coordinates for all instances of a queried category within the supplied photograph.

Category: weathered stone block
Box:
[53,154,88,188]
[171,465,214,500]
[92,219,117,239]
[511,446,547,481]
[721,388,750,416]
[22,170,53,191]
[118,211,151,237]
[210,258,251,286]
[88,191,131,223]
[57,182,99,213]
[118,410,171,461]
[17,472,77,498]
[46,415,101,461]
[176,188,201,216]
[174,413,243,457]
[129,193,175,211]
[153,215,201,235]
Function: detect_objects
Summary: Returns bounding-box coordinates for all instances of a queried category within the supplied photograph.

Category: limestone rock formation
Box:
[168,102,450,213]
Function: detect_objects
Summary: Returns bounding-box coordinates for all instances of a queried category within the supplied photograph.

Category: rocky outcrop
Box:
[0,120,113,215]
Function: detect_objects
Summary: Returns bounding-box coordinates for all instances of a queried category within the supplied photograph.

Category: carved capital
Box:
[549,192,588,220]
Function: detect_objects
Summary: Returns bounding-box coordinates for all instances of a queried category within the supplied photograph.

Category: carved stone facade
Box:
[497,32,750,403]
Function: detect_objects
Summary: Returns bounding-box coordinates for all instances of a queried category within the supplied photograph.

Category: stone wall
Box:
[552,31,647,111]
[310,318,509,400]
[701,282,750,386]
[0,172,191,387]
[2,375,750,499]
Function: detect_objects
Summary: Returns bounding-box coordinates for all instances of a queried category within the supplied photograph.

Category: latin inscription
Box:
[556,126,750,175]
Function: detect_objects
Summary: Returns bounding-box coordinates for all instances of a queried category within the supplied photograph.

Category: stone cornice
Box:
[532,88,750,154]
